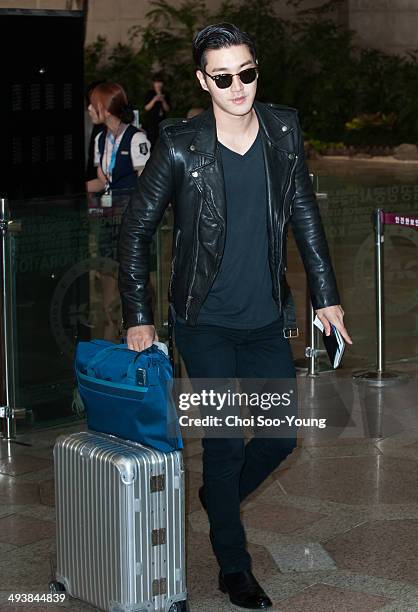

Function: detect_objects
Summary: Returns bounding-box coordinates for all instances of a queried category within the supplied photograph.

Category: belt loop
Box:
[283,327,299,339]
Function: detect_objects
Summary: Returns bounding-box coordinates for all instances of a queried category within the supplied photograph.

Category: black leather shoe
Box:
[198,486,207,511]
[219,569,272,609]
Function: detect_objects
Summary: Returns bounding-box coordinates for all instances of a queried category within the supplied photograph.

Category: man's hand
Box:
[315,305,353,345]
[126,325,158,352]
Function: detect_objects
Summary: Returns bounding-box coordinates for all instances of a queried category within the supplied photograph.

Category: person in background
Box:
[86,82,150,340]
[87,82,151,193]
[85,80,106,188]
[142,73,171,149]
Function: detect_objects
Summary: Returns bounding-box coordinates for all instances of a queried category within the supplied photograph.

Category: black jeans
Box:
[174,317,297,574]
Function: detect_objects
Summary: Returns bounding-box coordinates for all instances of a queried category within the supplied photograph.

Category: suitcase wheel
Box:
[169,602,188,612]
[48,580,66,593]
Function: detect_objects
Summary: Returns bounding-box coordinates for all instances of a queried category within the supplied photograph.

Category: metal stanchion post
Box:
[299,300,332,377]
[376,207,384,374]
[0,199,8,434]
[0,197,24,439]
[307,304,317,377]
[353,209,406,386]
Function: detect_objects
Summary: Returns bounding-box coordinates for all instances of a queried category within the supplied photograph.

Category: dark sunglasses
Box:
[203,67,259,89]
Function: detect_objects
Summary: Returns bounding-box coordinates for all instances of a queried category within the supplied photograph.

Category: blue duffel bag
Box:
[75,340,183,453]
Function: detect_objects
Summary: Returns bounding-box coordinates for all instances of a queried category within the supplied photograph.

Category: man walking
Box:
[119,23,352,609]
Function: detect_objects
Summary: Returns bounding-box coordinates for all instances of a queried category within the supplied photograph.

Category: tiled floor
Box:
[0,366,417,611]
[2,157,417,609]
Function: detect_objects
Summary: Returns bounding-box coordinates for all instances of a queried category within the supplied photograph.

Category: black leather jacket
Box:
[118,101,340,330]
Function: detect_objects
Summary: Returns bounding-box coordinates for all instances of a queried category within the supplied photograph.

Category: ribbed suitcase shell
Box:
[53,431,187,612]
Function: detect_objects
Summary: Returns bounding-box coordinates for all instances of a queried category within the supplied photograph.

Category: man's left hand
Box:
[315,305,353,345]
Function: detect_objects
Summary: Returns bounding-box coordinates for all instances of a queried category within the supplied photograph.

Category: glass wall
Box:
[9,192,172,427]
[318,172,418,367]
[5,166,418,429]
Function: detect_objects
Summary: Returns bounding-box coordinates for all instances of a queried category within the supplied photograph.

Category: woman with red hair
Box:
[87,82,150,195]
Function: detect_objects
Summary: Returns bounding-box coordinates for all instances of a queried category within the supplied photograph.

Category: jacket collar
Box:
[254,101,294,150]
[189,100,293,159]
[188,107,217,159]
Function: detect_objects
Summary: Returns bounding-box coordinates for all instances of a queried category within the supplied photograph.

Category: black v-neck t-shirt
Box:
[197,132,279,328]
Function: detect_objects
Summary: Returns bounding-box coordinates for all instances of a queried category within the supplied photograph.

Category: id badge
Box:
[101,192,112,208]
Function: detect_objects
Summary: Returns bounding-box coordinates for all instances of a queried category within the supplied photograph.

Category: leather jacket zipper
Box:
[185,201,203,320]
[169,228,181,298]
[285,155,298,217]
[277,155,297,305]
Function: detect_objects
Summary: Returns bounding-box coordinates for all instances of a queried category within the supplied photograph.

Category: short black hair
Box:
[193,23,257,71]
[152,72,164,82]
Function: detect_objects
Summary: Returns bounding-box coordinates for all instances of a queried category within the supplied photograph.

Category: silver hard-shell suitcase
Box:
[50,431,187,612]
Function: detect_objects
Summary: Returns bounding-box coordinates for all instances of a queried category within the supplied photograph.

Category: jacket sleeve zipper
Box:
[185,201,203,320]
[168,228,181,298]
[185,295,193,319]
[277,155,298,306]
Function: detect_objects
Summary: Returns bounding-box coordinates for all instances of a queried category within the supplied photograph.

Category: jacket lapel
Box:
[188,109,226,225]
[255,101,297,214]
[254,101,294,150]
[187,102,295,225]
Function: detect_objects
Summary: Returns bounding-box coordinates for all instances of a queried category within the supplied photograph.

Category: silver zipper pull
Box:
[185,295,193,319]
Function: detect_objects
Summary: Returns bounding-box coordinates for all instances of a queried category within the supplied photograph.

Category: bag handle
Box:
[86,344,136,378]
[125,346,164,386]
[85,343,162,386]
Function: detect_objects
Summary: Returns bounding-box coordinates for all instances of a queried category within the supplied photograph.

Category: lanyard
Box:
[104,123,124,185]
